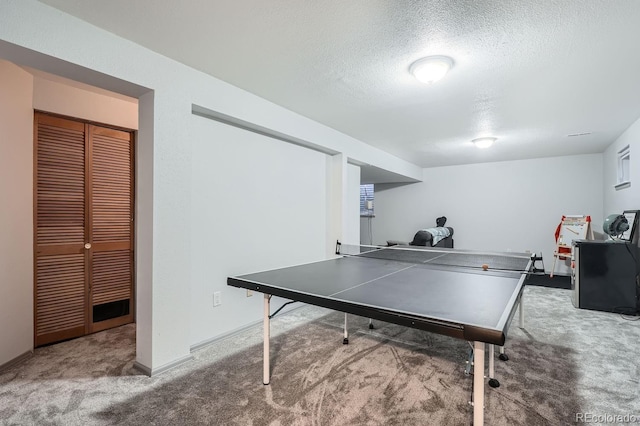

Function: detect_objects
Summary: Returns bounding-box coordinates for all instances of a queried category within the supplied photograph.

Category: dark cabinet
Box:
[571,240,639,314]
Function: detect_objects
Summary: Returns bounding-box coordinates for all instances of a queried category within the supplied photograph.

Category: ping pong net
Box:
[336,242,533,275]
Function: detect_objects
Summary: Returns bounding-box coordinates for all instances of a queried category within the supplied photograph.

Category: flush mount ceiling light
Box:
[472,137,497,149]
[409,56,454,84]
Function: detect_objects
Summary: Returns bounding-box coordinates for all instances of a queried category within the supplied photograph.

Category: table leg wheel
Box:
[343,338,349,345]
[488,378,500,388]
[368,323,374,329]
[499,353,509,361]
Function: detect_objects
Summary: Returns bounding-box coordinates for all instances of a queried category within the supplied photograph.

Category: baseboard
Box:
[190,318,263,353]
[190,316,270,352]
[190,301,305,352]
[133,353,194,377]
[0,350,33,373]
[132,361,152,376]
[134,301,304,376]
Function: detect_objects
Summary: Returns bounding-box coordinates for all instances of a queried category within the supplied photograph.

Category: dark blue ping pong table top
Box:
[227,245,532,345]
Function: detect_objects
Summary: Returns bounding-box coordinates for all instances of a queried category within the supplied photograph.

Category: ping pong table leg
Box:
[473,341,485,426]
[519,294,525,329]
[488,345,499,388]
[263,294,270,385]
[489,344,494,377]
[343,313,349,344]
[499,345,509,361]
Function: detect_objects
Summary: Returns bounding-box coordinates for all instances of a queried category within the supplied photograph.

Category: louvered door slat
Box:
[34,114,88,346]
[91,129,132,244]
[36,117,85,246]
[35,253,85,338]
[38,229,84,245]
[91,251,132,305]
[89,125,133,332]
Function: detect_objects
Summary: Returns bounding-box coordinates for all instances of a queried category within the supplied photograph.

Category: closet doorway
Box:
[34,112,135,347]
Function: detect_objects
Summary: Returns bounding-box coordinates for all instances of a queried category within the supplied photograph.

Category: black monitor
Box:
[621,210,639,243]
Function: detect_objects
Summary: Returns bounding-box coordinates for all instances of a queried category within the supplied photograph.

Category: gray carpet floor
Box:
[1,286,639,425]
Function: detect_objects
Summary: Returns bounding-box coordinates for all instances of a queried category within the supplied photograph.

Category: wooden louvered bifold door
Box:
[88,125,133,333]
[34,115,88,346]
[34,113,134,346]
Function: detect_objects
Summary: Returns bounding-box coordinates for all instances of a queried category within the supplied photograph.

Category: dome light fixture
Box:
[472,137,497,149]
[409,56,454,84]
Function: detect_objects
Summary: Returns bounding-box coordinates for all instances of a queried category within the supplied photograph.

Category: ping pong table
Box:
[227,243,533,426]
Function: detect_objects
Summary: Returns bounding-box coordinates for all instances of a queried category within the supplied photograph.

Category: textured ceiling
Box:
[39,0,640,168]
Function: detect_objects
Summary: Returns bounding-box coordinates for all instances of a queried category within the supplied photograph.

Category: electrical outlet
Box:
[246,289,253,297]
[213,291,221,307]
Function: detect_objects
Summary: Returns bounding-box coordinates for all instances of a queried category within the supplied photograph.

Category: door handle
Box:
[84,243,92,249]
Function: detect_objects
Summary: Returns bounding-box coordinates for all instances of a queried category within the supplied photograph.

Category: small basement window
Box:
[360,184,374,216]
[615,145,630,190]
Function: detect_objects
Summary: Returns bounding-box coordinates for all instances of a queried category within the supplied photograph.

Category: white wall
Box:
[360,216,375,245]
[373,154,604,275]
[326,154,346,256]
[33,74,138,129]
[603,116,640,237]
[0,0,419,372]
[135,91,154,369]
[345,164,361,245]
[189,117,328,345]
[0,61,34,367]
